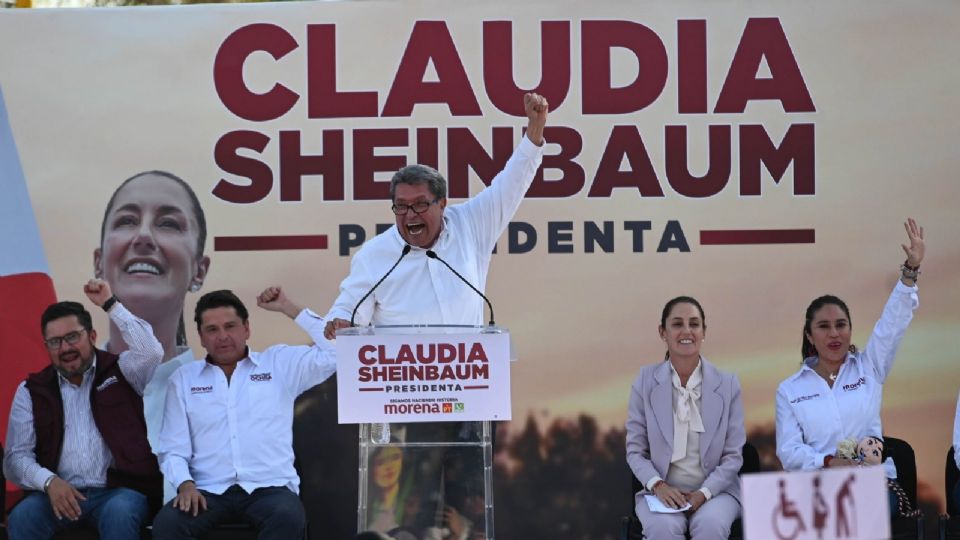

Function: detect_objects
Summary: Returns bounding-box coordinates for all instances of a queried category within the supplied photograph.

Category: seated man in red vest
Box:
[152,287,336,539]
[2,278,163,540]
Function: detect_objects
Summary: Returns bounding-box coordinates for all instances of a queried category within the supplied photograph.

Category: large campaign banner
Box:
[2,1,958,538]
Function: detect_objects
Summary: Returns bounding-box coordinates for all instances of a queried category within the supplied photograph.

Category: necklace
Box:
[829,372,838,382]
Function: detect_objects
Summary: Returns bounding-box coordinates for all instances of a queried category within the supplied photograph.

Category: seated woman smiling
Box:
[626,296,745,540]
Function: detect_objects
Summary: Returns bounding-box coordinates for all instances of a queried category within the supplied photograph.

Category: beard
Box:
[54,351,94,380]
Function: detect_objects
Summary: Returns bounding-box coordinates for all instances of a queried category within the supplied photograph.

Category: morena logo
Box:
[842,377,866,392]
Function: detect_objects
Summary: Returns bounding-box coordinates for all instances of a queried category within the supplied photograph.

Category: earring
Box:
[189,283,201,293]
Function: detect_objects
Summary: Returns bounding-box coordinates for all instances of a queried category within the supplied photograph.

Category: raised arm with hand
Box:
[257,286,303,320]
[85,278,163,393]
[524,92,549,146]
[257,286,337,395]
[899,217,925,286]
[82,278,114,308]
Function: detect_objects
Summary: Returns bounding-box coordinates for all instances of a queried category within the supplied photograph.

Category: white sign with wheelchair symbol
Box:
[741,466,889,540]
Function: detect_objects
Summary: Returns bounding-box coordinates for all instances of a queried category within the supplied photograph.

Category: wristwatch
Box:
[102,295,119,313]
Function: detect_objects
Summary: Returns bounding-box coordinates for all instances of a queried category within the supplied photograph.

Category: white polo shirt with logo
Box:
[157,308,335,495]
[775,281,918,475]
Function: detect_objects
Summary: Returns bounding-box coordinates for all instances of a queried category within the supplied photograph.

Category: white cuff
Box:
[645,475,664,492]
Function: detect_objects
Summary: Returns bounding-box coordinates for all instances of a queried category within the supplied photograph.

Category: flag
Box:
[0,84,57,510]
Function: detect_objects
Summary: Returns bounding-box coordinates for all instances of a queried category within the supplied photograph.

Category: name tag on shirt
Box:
[790,393,821,404]
[250,372,272,382]
[190,385,214,394]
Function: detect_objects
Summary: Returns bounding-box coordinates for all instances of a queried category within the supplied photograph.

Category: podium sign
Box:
[741,466,890,540]
[336,330,511,423]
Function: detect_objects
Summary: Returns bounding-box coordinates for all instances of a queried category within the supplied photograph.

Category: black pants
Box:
[152,484,305,539]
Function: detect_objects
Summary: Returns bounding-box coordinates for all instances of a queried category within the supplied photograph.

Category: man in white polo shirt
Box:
[152,287,336,539]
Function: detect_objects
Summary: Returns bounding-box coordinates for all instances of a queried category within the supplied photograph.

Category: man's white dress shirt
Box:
[142,346,195,502]
[325,135,544,327]
[2,303,162,491]
[775,281,919,473]
[157,309,335,495]
[953,389,960,470]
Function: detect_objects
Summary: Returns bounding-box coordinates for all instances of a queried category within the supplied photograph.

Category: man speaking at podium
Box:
[323,92,548,335]
[324,93,547,537]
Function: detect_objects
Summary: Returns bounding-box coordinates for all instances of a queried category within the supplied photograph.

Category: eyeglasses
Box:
[391,199,440,216]
[44,329,87,350]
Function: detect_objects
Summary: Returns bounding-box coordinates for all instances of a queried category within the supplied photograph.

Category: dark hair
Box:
[40,301,93,335]
[100,170,208,346]
[659,296,706,360]
[389,164,447,201]
[660,296,706,328]
[864,435,890,461]
[801,294,857,359]
[194,290,248,331]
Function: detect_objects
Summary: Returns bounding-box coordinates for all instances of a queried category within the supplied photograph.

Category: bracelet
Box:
[102,295,119,313]
[43,474,57,493]
[902,259,920,271]
[900,263,920,281]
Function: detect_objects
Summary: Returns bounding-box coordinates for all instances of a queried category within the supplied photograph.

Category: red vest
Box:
[25,349,162,509]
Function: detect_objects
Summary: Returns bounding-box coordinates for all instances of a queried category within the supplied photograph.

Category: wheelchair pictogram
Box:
[773,478,807,540]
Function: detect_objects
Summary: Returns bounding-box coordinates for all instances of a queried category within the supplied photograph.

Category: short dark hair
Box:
[389,164,447,201]
[40,301,93,336]
[194,290,248,331]
[801,294,856,360]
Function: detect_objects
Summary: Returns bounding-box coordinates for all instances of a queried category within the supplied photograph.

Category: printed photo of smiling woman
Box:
[93,170,211,502]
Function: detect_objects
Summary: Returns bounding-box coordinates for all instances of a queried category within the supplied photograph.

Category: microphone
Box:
[350,244,412,327]
[425,250,495,326]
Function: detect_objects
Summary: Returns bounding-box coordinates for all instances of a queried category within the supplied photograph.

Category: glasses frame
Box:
[390,198,440,216]
[44,328,88,350]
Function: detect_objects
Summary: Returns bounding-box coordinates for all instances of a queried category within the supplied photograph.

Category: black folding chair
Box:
[884,436,925,540]
[939,446,960,540]
[619,442,759,540]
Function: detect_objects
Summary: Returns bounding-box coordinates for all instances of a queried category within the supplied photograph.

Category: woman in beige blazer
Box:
[626,296,746,539]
